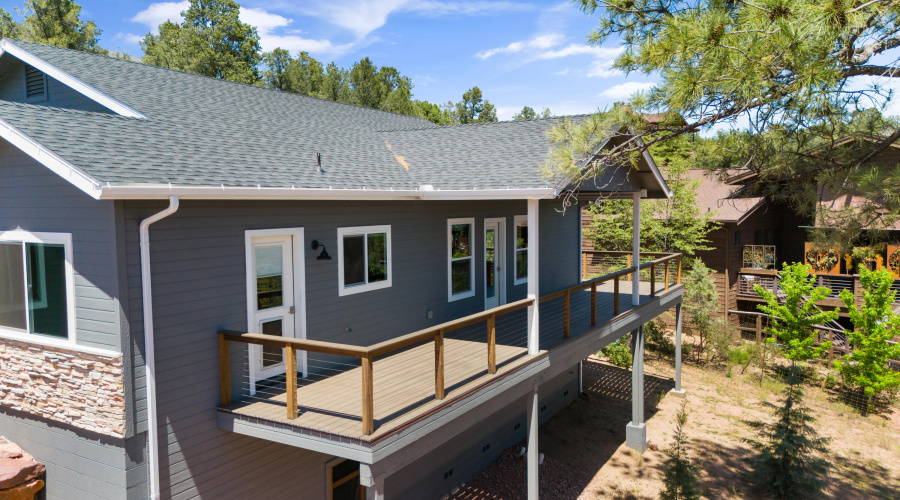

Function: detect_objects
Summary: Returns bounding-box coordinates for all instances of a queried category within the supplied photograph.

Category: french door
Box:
[246,230,307,393]
[484,218,506,310]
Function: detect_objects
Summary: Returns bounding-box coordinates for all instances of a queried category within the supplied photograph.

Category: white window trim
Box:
[0,230,96,354]
[514,215,528,285]
[448,218,476,302]
[337,225,392,297]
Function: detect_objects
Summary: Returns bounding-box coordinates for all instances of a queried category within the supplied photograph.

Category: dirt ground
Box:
[451,354,900,500]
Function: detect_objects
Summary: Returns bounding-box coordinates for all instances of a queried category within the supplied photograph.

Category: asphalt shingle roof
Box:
[0,39,573,192]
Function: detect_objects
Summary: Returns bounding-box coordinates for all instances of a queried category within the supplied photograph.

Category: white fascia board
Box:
[0,39,149,120]
[0,117,102,199]
[97,184,555,201]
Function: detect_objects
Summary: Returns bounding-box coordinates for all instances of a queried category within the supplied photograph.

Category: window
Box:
[0,231,73,340]
[448,218,475,301]
[734,231,741,246]
[24,65,47,103]
[514,215,528,285]
[337,226,391,296]
[326,459,365,500]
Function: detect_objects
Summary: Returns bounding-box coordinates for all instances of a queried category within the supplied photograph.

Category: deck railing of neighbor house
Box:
[220,252,682,436]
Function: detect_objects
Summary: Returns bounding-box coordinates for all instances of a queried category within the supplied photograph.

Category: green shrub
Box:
[645,318,675,357]
[599,336,633,368]
[660,400,701,500]
[728,343,761,375]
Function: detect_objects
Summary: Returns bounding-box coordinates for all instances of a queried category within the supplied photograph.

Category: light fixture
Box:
[311,240,332,260]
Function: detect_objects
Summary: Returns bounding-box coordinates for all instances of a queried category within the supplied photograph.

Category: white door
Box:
[484,219,505,310]
[250,235,297,382]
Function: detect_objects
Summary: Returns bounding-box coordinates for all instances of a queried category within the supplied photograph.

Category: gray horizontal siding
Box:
[0,408,133,499]
[123,198,582,498]
[0,54,112,113]
[0,139,121,352]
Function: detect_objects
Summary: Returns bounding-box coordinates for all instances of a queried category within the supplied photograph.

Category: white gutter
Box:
[98,185,556,200]
[139,196,179,500]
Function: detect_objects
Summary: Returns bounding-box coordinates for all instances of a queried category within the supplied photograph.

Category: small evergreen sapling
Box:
[660,400,700,500]
[837,266,900,408]
[748,383,830,499]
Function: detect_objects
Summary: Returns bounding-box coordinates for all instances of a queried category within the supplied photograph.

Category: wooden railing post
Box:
[650,264,656,297]
[487,316,497,375]
[626,255,632,282]
[614,276,620,315]
[564,290,571,339]
[677,256,682,284]
[435,330,445,398]
[362,354,374,435]
[755,315,762,344]
[218,334,231,406]
[286,345,297,420]
[590,282,597,326]
[582,252,588,279]
[664,260,670,290]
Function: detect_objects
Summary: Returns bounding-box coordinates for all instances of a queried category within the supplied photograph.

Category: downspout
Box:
[139,196,179,500]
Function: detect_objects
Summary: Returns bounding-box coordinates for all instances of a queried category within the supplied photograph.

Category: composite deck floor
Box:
[221,280,675,441]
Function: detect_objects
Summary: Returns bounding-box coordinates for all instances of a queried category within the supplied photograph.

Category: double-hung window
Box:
[448,218,475,301]
[514,215,528,285]
[0,231,74,340]
[337,225,391,296]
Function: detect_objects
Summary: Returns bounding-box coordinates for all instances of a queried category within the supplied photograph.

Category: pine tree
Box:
[1,0,105,53]
[748,382,830,498]
[682,259,719,362]
[547,1,900,246]
[660,400,700,500]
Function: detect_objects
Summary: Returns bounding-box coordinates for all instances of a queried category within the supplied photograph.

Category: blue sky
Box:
[15,0,659,120]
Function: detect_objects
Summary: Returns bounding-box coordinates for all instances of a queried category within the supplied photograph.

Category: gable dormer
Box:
[0,52,113,113]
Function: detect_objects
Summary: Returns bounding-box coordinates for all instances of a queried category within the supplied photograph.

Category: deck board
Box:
[222,281,673,441]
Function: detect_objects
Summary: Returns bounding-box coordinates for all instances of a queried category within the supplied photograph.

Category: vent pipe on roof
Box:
[316,152,325,174]
[140,196,179,500]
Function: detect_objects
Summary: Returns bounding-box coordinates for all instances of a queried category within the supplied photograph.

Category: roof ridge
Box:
[380,114,592,132]
[3,38,437,126]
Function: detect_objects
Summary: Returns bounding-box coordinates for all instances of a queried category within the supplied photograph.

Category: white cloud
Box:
[130,3,355,57]
[113,33,145,45]
[535,44,620,60]
[476,34,566,59]
[272,0,532,39]
[599,81,655,99]
[130,1,189,34]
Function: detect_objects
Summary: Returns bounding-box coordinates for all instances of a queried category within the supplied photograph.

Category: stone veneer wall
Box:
[0,339,125,437]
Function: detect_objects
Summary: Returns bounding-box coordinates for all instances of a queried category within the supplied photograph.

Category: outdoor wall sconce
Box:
[311,240,332,260]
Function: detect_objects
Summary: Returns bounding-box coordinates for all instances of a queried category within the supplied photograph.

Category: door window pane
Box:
[367,233,387,283]
[260,319,283,367]
[255,245,283,310]
[485,229,495,298]
[0,243,26,331]
[343,235,366,286]
[27,244,67,338]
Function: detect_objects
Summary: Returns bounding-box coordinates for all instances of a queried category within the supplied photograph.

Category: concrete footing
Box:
[669,388,687,398]
[625,421,648,453]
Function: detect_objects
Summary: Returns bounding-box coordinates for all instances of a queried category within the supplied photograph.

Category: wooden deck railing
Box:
[220,252,682,435]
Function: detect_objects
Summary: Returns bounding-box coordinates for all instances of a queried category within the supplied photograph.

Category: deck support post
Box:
[632,192,641,306]
[527,199,540,355]
[526,383,540,500]
[435,330,445,399]
[578,360,583,393]
[590,282,597,326]
[365,475,385,500]
[286,345,297,420]
[626,326,648,453]
[362,354,374,435]
[670,303,686,398]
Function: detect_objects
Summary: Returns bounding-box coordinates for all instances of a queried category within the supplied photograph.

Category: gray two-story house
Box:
[0,39,686,499]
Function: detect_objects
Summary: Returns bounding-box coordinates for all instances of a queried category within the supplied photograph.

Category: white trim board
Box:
[0,39,148,119]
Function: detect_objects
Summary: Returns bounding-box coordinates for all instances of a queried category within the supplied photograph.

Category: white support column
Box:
[670,303,687,397]
[527,199,540,355]
[578,360,583,394]
[365,477,385,500]
[632,192,641,306]
[526,383,540,500]
[626,326,648,453]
